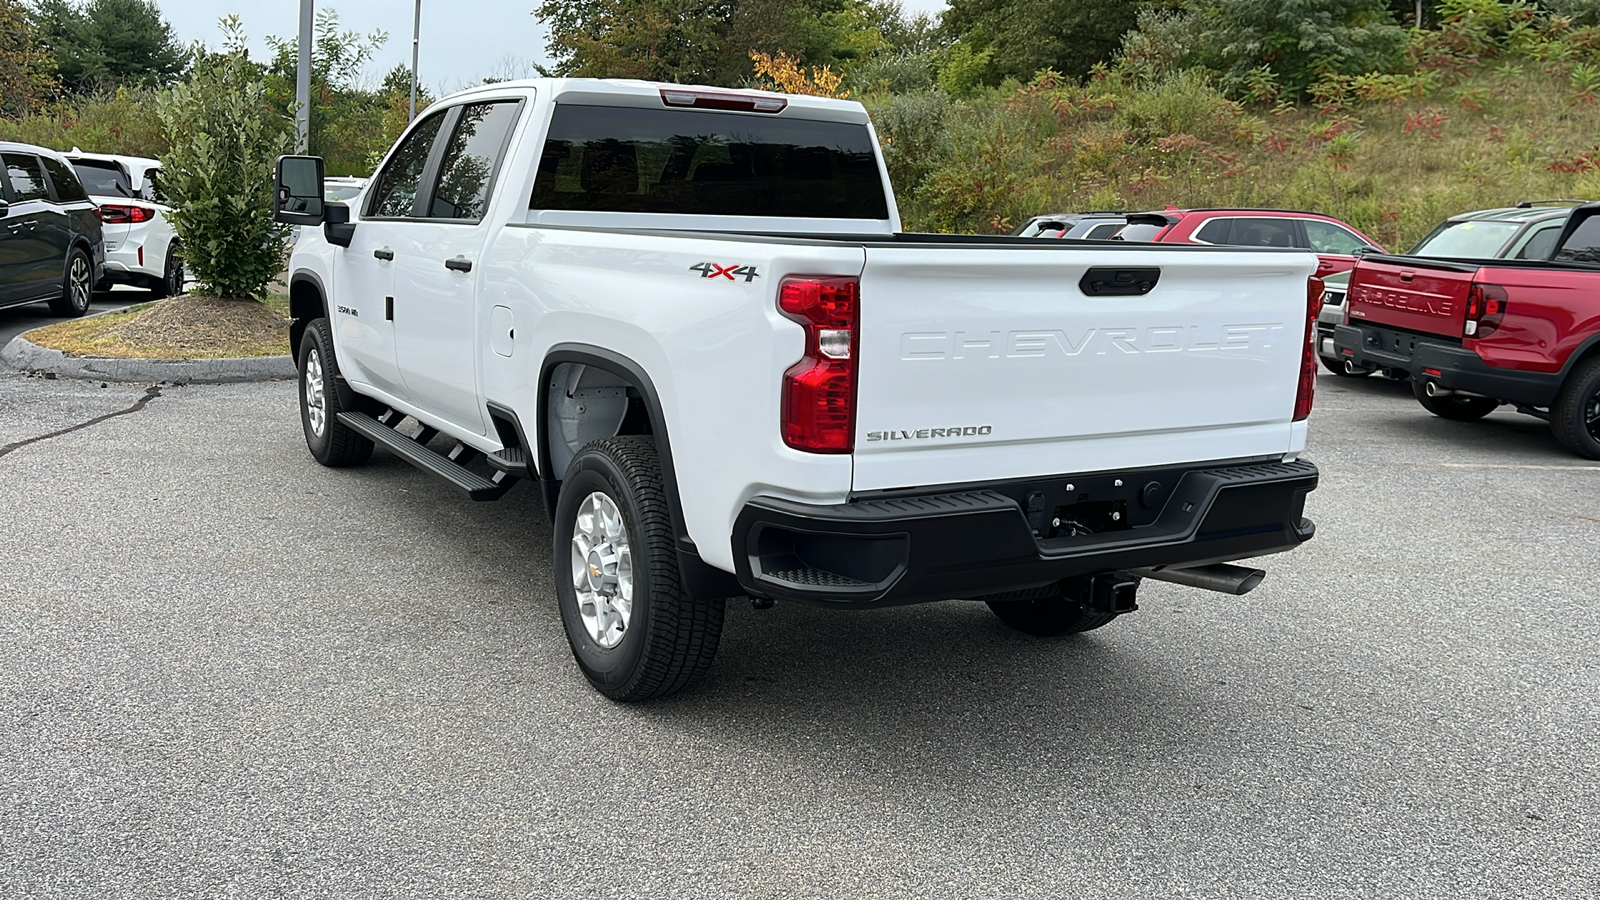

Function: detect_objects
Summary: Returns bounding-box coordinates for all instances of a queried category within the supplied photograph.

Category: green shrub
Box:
[156,41,291,300]
[0,87,168,156]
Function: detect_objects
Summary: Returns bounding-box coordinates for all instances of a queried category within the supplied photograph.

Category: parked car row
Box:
[1024,198,1600,459]
[3,137,368,321]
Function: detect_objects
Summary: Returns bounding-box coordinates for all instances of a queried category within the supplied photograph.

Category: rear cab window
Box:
[530,104,890,219]
[1408,220,1519,258]
[69,160,133,198]
[1555,215,1600,262]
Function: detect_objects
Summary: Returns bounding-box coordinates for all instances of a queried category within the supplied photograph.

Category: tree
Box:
[1128,0,1407,96]
[155,21,291,300]
[534,0,887,86]
[264,9,389,176]
[941,0,1142,83]
[0,0,57,116]
[32,0,188,92]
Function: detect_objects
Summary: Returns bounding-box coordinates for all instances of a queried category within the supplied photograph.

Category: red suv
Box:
[1116,208,1385,279]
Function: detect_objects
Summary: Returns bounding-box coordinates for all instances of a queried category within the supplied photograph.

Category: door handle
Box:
[445,256,473,273]
[373,247,394,261]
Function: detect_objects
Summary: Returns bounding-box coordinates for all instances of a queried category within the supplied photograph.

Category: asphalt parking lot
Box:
[1,369,1596,898]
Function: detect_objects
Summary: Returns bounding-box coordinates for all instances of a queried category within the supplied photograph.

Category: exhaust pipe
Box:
[1343,358,1363,375]
[1133,563,1266,596]
[1424,382,1490,400]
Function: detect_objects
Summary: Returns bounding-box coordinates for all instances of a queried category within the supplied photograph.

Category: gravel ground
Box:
[0,370,1596,899]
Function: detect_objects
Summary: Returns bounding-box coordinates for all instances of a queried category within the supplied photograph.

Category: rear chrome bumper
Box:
[732,458,1318,607]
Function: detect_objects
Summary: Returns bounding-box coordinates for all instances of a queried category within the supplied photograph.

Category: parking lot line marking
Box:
[1441,463,1600,471]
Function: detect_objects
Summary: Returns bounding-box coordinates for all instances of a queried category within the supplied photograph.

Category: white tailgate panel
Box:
[852,247,1316,491]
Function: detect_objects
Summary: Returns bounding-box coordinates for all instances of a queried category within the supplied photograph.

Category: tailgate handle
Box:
[1400,270,1415,282]
[1079,266,1160,297]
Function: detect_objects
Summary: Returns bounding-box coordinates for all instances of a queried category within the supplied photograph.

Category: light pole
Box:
[409,0,421,121]
[296,0,312,153]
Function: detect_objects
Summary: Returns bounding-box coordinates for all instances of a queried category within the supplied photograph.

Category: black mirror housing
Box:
[274,155,326,225]
[323,201,355,248]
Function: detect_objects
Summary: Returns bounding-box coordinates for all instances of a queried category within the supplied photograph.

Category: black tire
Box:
[1412,378,1498,421]
[554,436,724,701]
[150,243,183,299]
[298,318,373,467]
[48,247,93,317]
[1551,356,1600,460]
[1320,354,1372,377]
[987,590,1118,636]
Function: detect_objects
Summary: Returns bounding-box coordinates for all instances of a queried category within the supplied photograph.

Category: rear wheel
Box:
[986,585,1118,636]
[48,248,93,317]
[1413,378,1497,421]
[555,436,724,701]
[150,243,183,298]
[1551,356,1600,459]
[298,318,373,467]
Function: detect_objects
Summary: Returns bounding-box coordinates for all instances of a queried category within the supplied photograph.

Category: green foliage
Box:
[0,0,57,117]
[940,0,1140,83]
[156,30,292,300]
[32,0,189,92]
[0,86,166,155]
[1115,0,1407,97]
[935,35,993,95]
[264,9,394,176]
[533,0,890,85]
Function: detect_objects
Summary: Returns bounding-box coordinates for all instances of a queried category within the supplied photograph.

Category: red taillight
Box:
[779,276,858,453]
[1294,276,1320,422]
[98,204,153,224]
[660,88,787,113]
[1464,282,1508,338]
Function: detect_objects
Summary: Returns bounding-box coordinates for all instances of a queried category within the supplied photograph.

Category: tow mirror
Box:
[274,155,325,225]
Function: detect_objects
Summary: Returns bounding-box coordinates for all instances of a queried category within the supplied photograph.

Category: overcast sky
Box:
[155,0,951,93]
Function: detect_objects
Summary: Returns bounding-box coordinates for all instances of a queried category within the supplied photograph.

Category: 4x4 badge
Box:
[690,262,759,283]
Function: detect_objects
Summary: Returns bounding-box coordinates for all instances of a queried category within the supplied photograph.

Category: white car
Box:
[274,79,1322,700]
[65,150,184,297]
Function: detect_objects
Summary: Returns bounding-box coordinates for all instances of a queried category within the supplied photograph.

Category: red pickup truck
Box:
[1332,204,1600,458]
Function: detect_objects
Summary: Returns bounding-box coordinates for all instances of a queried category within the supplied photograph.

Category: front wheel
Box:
[554,436,724,701]
[1551,356,1600,459]
[48,248,93,317]
[298,318,373,467]
[1413,378,1497,421]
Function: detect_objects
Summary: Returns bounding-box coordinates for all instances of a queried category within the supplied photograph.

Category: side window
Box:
[1084,222,1123,239]
[367,111,447,218]
[1555,216,1600,262]
[1305,220,1368,255]
[1229,218,1297,248]
[1193,218,1234,244]
[3,154,50,202]
[428,101,521,221]
[40,156,88,203]
[1514,223,1561,260]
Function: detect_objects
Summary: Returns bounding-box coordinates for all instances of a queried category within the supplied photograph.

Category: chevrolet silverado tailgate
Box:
[852,244,1317,491]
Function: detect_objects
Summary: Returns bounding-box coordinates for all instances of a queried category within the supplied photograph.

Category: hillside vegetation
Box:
[864,4,1600,246]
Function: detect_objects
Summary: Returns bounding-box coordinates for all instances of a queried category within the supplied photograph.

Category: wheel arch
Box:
[287,270,330,360]
[536,344,741,603]
[1557,332,1600,387]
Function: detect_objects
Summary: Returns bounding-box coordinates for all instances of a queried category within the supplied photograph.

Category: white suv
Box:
[65,150,184,297]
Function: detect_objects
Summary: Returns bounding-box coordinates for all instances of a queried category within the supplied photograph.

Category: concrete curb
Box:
[1,334,294,384]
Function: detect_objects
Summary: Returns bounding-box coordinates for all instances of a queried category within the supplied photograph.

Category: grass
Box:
[27,295,291,359]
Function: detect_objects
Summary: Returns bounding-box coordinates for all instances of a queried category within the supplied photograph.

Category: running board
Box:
[337,411,514,501]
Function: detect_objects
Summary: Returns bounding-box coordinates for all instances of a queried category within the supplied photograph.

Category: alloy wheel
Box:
[303,347,327,437]
[570,491,634,649]
[69,255,90,311]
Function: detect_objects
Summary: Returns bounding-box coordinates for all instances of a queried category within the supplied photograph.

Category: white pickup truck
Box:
[274,78,1321,701]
